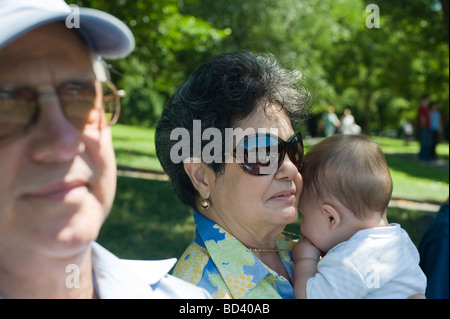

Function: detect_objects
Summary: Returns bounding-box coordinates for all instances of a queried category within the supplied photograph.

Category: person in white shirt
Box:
[340,108,361,135]
[0,0,209,299]
[293,134,426,299]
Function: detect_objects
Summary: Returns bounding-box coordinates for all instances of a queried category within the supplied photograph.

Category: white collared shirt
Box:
[306,224,427,299]
[91,242,210,299]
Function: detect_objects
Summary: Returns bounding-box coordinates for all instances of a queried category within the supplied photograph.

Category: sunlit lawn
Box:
[112,124,449,202]
[99,124,449,259]
[372,137,448,203]
[99,178,195,260]
[112,124,162,171]
[99,175,439,260]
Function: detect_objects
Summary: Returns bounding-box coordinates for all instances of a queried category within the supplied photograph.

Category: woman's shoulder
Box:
[172,241,210,284]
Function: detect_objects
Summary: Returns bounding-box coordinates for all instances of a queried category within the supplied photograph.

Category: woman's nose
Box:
[275,153,300,180]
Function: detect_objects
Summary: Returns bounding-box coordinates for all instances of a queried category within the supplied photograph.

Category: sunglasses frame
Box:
[228,131,304,176]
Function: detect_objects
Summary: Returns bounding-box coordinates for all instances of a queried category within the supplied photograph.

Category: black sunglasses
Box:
[228,132,304,175]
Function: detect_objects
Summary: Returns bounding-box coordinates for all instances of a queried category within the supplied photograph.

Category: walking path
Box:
[117,164,446,212]
[116,136,449,212]
[389,198,441,212]
[117,165,169,181]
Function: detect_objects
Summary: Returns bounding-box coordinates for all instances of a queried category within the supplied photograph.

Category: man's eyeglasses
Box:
[227,132,304,175]
[0,80,120,143]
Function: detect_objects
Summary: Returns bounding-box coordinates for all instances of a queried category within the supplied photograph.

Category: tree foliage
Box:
[68,0,448,136]
[68,0,229,125]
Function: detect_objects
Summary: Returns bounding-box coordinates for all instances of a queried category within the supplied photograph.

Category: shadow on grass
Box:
[114,149,158,159]
[98,177,196,260]
[385,154,449,183]
[387,207,436,245]
[284,206,433,247]
[98,176,436,261]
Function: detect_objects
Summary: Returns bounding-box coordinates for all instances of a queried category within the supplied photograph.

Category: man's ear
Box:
[183,158,211,198]
[321,204,341,231]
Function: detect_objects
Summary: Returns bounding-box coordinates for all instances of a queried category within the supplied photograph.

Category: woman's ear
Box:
[321,204,341,231]
[183,158,212,198]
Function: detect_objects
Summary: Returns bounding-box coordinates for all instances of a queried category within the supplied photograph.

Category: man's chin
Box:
[36,230,96,260]
[31,210,104,259]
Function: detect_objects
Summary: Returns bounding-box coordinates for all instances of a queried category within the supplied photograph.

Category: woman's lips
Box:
[269,189,296,202]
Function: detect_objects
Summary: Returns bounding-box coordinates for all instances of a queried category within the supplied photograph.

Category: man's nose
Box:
[29,93,84,164]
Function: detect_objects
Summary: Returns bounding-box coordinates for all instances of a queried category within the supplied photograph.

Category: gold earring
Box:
[200,198,210,210]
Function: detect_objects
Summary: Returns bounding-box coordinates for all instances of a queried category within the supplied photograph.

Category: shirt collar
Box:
[91,242,176,298]
[193,211,294,299]
[0,243,177,299]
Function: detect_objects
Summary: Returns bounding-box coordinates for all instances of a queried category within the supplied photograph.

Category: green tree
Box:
[180,0,362,124]
[69,0,448,135]
[68,0,229,126]
[339,0,449,133]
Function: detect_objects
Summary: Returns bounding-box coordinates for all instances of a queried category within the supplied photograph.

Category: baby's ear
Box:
[321,204,341,230]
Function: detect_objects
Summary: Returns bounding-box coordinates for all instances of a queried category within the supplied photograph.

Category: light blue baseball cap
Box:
[0,0,135,59]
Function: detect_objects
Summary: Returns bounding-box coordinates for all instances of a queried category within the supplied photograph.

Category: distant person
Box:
[402,120,414,146]
[429,101,442,160]
[293,134,426,299]
[318,106,340,137]
[418,199,449,299]
[340,108,361,135]
[416,94,431,161]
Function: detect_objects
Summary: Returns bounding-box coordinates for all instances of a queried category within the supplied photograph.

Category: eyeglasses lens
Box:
[0,81,119,143]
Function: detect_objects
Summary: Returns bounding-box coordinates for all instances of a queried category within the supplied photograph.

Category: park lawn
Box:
[372,136,449,158]
[98,178,195,260]
[98,177,438,260]
[101,124,449,259]
[372,136,448,203]
[98,177,434,259]
[112,124,162,171]
[112,124,449,202]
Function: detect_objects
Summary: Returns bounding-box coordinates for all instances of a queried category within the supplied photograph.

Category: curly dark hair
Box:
[155,50,311,209]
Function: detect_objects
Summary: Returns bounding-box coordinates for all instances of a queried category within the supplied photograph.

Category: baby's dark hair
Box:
[300,134,393,219]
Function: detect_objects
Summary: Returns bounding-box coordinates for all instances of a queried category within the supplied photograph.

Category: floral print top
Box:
[172,211,296,299]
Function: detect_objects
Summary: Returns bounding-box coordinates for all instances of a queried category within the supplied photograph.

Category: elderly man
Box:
[0,0,209,298]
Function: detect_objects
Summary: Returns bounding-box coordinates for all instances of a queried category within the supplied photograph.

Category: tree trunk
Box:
[440,0,449,43]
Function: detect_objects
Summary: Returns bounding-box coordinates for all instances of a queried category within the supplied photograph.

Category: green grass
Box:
[100,125,449,259]
[283,206,435,249]
[98,177,437,260]
[98,175,438,260]
[302,136,449,203]
[98,178,195,260]
[373,137,448,203]
[112,124,161,171]
[386,156,448,202]
[112,125,449,202]
[372,136,449,159]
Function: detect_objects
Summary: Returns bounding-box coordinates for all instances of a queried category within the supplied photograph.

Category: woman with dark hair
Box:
[155,51,310,298]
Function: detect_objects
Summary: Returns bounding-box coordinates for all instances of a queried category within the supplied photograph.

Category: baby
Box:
[293,134,426,299]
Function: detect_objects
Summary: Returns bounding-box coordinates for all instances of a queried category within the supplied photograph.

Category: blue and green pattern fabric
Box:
[172,211,295,299]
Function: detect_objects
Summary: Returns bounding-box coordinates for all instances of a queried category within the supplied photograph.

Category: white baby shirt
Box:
[306,224,427,299]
